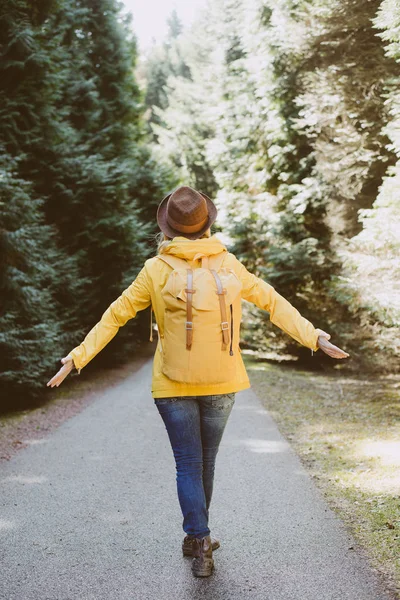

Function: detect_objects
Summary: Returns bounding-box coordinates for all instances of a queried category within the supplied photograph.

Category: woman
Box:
[47,185,349,578]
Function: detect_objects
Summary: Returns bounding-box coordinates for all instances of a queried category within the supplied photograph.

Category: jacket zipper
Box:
[229,304,234,356]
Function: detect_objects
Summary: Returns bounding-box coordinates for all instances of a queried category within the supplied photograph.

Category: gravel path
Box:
[0,358,394,600]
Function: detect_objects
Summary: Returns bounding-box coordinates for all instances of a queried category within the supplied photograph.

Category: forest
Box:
[1,0,400,409]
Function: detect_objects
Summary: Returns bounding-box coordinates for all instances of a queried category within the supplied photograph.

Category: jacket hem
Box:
[151,380,251,399]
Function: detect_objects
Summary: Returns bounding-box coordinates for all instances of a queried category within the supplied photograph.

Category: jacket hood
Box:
[159,235,228,261]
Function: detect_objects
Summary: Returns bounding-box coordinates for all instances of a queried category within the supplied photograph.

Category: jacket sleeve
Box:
[68,264,152,373]
[232,255,321,352]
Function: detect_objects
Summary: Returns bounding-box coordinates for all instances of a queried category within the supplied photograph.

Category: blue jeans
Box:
[153,393,236,538]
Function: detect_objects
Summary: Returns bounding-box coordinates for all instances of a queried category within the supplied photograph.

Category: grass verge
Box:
[245,357,400,600]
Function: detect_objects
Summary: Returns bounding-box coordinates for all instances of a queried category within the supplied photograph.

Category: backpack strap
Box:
[209,269,230,350]
[209,252,230,350]
[185,269,195,350]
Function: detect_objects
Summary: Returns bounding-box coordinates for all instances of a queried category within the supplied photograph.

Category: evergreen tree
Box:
[0,2,78,407]
[329,0,400,367]
[141,9,191,141]
[145,0,399,368]
[16,0,171,369]
[0,0,176,408]
[151,0,337,358]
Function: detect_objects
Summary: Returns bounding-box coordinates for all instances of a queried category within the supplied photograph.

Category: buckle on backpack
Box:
[221,322,229,330]
[185,321,193,329]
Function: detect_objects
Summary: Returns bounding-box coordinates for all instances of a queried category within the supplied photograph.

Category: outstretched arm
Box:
[233,255,349,359]
[47,264,152,388]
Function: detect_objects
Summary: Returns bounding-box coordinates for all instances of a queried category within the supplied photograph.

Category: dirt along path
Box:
[0,356,396,600]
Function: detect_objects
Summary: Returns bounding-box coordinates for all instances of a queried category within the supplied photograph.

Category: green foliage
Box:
[329,0,400,364]
[141,9,191,141]
[0,150,70,405]
[144,0,400,371]
[3,0,400,412]
[0,0,174,410]
[0,0,82,407]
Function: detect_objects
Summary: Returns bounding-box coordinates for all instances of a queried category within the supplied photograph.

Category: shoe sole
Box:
[191,559,214,577]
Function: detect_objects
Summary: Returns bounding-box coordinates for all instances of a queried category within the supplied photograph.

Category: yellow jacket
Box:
[68,235,321,398]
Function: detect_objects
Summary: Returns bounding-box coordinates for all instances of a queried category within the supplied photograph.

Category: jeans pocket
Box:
[210,393,236,409]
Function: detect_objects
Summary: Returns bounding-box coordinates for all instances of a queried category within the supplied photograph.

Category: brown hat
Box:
[157,185,218,240]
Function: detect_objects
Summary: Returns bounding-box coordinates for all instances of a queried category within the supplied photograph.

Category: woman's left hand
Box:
[316,330,349,359]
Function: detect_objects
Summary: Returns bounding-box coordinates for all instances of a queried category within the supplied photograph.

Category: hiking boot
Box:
[182,534,220,556]
[191,535,214,577]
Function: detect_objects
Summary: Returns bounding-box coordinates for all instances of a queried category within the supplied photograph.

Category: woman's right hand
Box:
[46,356,75,388]
[317,330,349,359]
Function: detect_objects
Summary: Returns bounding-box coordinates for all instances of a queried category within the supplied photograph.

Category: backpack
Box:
[155,252,243,384]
